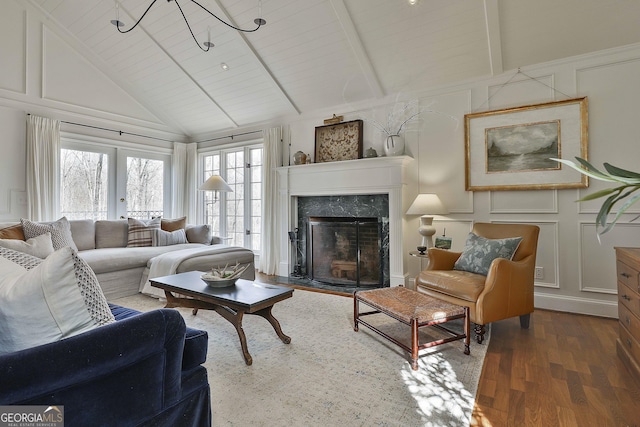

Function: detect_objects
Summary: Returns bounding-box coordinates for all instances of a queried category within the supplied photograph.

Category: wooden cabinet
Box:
[615,247,640,382]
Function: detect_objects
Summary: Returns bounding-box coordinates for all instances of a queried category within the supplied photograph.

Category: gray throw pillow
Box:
[152,228,188,246]
[186,224,212,245]
[127,217,161,247]
[453,232,522,276]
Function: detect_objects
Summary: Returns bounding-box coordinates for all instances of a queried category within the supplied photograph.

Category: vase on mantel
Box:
[384,134,405,156]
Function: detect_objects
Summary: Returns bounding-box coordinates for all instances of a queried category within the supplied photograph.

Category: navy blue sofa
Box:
[0,304,211,427]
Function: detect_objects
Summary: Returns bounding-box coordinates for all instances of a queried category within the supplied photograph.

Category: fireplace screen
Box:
[307,217,382,287]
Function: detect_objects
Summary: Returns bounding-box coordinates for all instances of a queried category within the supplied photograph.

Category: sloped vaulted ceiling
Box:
[26,0,640,141]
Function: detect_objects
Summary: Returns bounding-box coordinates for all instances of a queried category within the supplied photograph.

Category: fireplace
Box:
[308,217,382,287]
[293,194,390,289]
[276,155,412,287]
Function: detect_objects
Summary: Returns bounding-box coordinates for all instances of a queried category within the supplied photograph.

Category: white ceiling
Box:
[30,0,640,140]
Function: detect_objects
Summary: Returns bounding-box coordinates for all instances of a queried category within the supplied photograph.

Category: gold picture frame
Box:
[464,97,589,191]
[314,120,363,163]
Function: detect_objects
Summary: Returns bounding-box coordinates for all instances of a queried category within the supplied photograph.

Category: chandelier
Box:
[111,0,266,52]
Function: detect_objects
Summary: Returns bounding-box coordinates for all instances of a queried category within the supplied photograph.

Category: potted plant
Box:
[553,157,640,234]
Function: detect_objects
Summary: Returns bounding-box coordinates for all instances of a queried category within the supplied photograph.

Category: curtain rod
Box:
[194,130,262,144]
[27,113,174,143]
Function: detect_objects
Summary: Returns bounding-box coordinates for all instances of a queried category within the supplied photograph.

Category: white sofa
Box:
[0,219,255,300]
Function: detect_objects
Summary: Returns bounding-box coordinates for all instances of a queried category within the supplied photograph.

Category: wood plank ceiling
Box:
[29,0,640,141]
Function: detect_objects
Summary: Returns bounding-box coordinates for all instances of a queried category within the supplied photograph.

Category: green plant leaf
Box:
[551,158,619,182]
[577,187,620,202]
[603,162,640,180]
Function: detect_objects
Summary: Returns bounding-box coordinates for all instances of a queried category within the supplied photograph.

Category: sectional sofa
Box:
[0,218,256,300]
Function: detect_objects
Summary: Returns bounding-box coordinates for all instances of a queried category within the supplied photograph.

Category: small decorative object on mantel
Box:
[315,119,363,163]
[323,114,344,125]
[364,147,378,158]
[364,100,422,156]
[293,151,307,165]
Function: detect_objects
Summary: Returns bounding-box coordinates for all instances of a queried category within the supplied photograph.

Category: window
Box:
[60,139,171,221]
[60,148,109,220]
[201,145,262,252]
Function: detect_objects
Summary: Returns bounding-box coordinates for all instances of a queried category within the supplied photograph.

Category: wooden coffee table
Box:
[150,271,293,365]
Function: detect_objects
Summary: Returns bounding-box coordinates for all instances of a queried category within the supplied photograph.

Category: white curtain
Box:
[172,142,198,223]
[258,127,283,274]
[26,115,60,221]
[185,143,198,223]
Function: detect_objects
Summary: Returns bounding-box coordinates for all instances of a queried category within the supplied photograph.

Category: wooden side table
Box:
[354,286,470,370]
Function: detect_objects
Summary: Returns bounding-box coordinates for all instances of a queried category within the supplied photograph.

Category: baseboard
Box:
[534,291,618,318]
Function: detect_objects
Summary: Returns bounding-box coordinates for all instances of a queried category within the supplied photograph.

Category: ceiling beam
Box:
[330,0,384,99]
[484,0,504,75]
[210,0,300,116]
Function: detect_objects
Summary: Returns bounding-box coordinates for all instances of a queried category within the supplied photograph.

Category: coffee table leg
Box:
[254,306,291,344]
[463,307,471,355]
[211,306,253,365]
[411,319,419,370]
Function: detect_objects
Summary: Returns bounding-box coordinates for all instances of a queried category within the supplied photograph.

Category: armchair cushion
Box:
[453,232,522,275]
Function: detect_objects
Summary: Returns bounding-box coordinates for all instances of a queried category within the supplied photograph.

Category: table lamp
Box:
[406,193,449,252]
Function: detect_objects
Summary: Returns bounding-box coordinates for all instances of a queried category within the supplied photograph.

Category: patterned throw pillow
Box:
[21,217,78,251]
[453,232,523,276]
[127,217,161,247]
[152,228,188,246]
[0,247,115,354]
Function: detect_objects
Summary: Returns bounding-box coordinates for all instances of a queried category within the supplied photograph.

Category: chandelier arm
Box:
[116,0,161,34]
[189,0,264,32]
[173,0,211,52]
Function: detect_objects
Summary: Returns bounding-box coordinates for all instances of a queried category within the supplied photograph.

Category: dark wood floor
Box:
[471,309,640,427]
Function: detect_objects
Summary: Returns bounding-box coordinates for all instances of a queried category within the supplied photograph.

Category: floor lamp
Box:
[199,176,232,235]
[406,193,449,252]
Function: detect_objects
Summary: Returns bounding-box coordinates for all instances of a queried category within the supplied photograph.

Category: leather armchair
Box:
[415,222,539,343]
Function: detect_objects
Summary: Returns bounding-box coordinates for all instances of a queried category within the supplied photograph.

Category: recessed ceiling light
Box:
[221,63,229,71]
[408,0,419,5]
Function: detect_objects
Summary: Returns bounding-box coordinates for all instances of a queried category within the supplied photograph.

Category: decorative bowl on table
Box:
[201,273,238,288]
[200,263,250,288]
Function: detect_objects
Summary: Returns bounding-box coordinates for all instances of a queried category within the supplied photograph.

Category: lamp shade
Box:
[406,193,448,215]
[198,175,233,192]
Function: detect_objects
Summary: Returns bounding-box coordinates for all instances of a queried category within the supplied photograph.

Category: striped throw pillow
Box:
[126,217,161,247]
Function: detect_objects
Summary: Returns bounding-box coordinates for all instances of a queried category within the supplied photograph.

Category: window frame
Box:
[198,141,263,252]
[60,133,173,220]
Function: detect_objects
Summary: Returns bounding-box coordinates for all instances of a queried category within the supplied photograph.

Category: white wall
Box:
[1,1,639,317]
[281,44,640,318]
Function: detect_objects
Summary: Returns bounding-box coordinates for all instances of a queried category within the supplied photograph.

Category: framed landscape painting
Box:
[464,97,589,191]
[314,120,363,163]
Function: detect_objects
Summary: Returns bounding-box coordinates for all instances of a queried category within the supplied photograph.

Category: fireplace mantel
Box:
[276,155,413,285]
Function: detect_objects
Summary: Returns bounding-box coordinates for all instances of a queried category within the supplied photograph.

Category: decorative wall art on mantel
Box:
[464,97,589,191]
[314,119,363,163]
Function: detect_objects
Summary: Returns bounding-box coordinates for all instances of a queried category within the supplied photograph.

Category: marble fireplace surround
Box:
[276,155,413,286]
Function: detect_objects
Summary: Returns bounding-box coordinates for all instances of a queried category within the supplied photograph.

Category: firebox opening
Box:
[307,217,382,287]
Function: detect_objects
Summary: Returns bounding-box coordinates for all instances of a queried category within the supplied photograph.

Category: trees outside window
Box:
[60,141,171,221]
[60,148,108,220]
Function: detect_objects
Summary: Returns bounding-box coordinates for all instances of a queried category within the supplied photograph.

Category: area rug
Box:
[113,288,490,427]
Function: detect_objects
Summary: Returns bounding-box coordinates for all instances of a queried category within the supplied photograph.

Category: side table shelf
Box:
[409,251,429,259]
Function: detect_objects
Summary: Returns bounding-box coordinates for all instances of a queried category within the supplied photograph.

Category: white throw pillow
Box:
[0,232,54,258]
[152,228,188,246]
[21,217,78,251]
[0,247,115,355]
